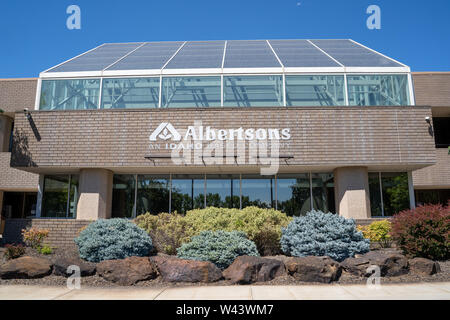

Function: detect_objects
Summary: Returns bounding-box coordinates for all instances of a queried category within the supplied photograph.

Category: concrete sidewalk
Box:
[0,282,449,300]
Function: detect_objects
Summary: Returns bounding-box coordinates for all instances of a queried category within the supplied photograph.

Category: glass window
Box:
[224,75,284,107]
[276,174,311,216]
[241,175,274,208]
[40,79,100,110]
[112,174,136,218]
[101,77,160,109]
[415,189,450,206]
[381,172,410,216]
[286,75,345,106]
[42,175,78,218]
[161,76,221,108]
[369,173,383,217]
[171,174,205,214]
[136,175,170,215]
[433,117,450,148]
[311,173,335,213]
[369,172,410,217]
[347,74,410,106]
[206,174,240,208]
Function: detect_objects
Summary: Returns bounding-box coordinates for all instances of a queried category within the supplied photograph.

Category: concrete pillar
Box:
[76,169,113,220]
[0,115,13,152]
[333,166,371,219]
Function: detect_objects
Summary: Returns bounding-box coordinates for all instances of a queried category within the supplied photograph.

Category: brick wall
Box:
[0,78,37,113]
[413,148,450,188]
[413,73,450,107]
[2,219,92,249]
[0,152,38,191]
[10,106,436,172]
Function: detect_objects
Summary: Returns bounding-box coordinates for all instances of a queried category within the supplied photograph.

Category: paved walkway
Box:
[0,282,449,300]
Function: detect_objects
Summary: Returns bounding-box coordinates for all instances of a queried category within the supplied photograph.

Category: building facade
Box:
[0,39,449,247]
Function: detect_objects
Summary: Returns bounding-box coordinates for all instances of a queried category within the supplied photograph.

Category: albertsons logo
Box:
[149,123,181,141]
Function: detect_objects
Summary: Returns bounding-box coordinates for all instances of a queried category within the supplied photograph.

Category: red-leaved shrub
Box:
[390,203,449,260]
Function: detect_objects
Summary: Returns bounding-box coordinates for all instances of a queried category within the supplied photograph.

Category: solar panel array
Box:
[44,39,406,73]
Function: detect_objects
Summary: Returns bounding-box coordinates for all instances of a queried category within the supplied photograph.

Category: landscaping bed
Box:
[1,204,448,288]
[0,247,448,288]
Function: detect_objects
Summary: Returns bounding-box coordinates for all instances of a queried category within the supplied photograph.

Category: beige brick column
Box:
[76,169,113,220]
[333,167,371,219]
[0,115,13,152]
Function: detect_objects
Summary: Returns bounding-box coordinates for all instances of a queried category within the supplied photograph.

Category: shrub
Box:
[4,244,25,260]
[22,228,49,250]
[280,210,370,262]
[390,204,449,260]
[184,206,292,255]
[74,218,153,262]
[134,212,193,255]
[177,230,259,269]
[357,220,392,248]
[38,245,53,255]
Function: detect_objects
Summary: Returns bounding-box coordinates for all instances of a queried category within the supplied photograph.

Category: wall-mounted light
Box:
[23,108,31,120]
[425,116,431,124]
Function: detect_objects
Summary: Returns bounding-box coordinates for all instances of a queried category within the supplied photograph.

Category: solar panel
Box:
[269,40,340,67]
[223,40,281,68]
[106,41,184,71]
[310,39,403,67]
[164,41,225,69]
[46,43,142,72]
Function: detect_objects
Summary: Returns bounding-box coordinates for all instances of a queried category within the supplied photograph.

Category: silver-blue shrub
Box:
[74,218,153,262]
[177,230,259,269]
[280,210,370,262]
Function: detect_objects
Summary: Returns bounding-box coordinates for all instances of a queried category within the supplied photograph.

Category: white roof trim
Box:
[349,39,408,68]
[41,43,106,75]
[307,40,345,67]
[102,42,147,71]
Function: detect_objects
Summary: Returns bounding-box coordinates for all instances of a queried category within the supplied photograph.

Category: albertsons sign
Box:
[149,122,291,142]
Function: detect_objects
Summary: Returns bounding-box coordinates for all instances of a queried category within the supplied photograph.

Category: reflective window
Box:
[224,75,284,107]
[112,174,136,218]
[381,172,410,216]
[40,79,100,110]
[286,75,345,106]
[136,175,170,215]
[347,74,410,106]
[311,173,335,213]
[101,77,160,109]
[415,189,450,206]
[42,175,78,218]
[276,174,311,216]
[171,175,205,214]
[433,117,450,148]
[206,174,240,208]
[161,76,221,108]
[368,173,383,217]
[369,172,410,217]
[241,175,274,208]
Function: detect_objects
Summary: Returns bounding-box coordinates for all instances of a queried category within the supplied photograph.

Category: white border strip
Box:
[307,40,345,68]
[102,42,147,71]
[349,39,409,69]
[40,43,106,75]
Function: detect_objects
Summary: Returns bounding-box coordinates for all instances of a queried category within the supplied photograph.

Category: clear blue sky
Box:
[1,0,449,78]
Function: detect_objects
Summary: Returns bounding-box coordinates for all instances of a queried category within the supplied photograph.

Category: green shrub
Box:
[281,210,370,262]
[74,218,153,262]
[177,230,259,269]
[4,244,25,260]
[134,212,193,255]
[184,206,292,255]
[390,204,449,260]
[38,245,53,255]
[357,220,392,248]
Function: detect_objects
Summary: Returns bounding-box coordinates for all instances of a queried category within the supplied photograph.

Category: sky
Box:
[0,0,449,78]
